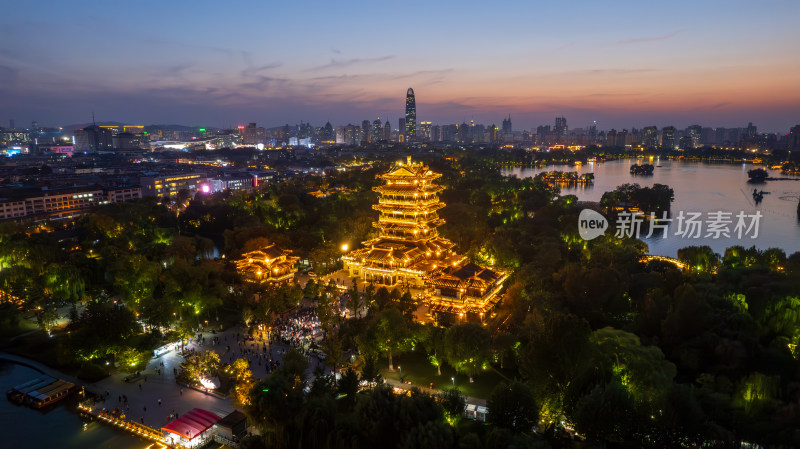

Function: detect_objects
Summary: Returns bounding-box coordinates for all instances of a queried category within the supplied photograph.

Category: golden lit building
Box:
[235,243,299,284]
[343,156,507,318]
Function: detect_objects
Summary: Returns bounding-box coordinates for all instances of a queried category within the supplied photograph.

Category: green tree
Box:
[358,307,412,371]
[487,381,539,433]
[443,323,492,381]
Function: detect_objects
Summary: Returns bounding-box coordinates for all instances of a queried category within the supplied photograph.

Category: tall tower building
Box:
[384,120,391,141]
[373,118,383,142]
[687,125,702,148]
[405,88,417,141]
[342,157,507,319]
[420,121,432,141]
[555,116,568,140]
[642,126,658,148]
[661,126,676,149]
[362,120,372,143]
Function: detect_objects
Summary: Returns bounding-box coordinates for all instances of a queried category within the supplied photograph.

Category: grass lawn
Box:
[379,350,513,400]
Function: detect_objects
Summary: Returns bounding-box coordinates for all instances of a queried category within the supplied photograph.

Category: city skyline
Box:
[2,1,800,132]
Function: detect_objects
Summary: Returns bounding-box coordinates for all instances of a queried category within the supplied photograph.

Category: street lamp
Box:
[451,377,455,387]
[341,243,349,252]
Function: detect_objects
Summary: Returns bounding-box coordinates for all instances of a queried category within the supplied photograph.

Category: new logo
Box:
[578,209,608,240]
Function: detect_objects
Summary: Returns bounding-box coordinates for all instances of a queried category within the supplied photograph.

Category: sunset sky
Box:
[2,0,799,131]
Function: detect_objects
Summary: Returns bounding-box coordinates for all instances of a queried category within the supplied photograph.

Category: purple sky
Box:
[1,0,799,132]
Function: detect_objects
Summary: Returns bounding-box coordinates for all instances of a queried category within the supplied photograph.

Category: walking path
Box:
[384,377,487,407]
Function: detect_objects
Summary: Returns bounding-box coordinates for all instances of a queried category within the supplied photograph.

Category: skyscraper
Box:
[502,115,512,134]
[687,125,702,148]
[420,121,432,141]
[642,126,658,148]
[661,126,676,149]
[789,124,800,151]
[384,121,391,141]
[555,116,567,141]
[405,88,417,141]
[373,118,383,142]
[362,120,371,143]
[243,123,266,146]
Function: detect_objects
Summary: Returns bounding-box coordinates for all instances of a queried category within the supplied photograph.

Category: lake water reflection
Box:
[0,362,147,449]
[503,159,800,258]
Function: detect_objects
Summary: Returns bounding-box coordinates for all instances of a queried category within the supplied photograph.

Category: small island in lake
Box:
[748,168,768,183]
[630,164,655,175]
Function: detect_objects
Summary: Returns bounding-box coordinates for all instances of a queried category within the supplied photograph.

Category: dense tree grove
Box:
[2,149,800,447]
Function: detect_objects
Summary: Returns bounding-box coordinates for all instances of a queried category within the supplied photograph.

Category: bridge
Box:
[640,255,690,270]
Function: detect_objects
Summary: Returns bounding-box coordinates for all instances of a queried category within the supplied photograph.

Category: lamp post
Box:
[451,376,455,387]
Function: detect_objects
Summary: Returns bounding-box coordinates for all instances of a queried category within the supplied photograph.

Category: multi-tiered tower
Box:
[343,156,459,288]
[372,156,446,243]
[343,157,508,321]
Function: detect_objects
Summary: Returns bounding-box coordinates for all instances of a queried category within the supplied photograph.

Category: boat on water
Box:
[6,375,76,408]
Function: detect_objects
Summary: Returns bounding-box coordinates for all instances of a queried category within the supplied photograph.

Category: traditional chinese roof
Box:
[235,242,299,282]
[429,262,504,291]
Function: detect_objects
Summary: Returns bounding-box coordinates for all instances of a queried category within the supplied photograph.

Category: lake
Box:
[0,362,148,449]
[503,159,800,258]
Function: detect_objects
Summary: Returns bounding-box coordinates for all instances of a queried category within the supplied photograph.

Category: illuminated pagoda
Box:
[235,243,299,284]
[343,156,507,318]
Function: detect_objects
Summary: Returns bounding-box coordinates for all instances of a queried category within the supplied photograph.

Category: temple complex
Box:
[343,156,507,319]
[235,243,299,284]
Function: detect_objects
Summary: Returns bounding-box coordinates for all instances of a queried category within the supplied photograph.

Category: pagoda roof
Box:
[373,184,444,195]
[379,163,442,180]
[373,202,444,212]
[429,262,504,290]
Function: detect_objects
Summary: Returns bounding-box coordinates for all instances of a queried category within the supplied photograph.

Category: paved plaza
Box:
[90,324,325,429]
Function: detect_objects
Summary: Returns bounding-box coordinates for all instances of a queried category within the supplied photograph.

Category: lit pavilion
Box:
[343,156,507,318]
[235,243,299,284]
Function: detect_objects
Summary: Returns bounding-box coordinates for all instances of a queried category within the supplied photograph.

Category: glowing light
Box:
[199,377,216,390]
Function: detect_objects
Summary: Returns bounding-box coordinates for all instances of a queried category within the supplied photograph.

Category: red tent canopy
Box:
[162,408,221,440]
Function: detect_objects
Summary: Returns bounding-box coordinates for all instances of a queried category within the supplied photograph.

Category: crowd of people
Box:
[271,308,322,348]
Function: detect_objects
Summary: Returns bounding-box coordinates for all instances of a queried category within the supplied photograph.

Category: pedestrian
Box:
[140,416,144,424]
[158,398,161,406]
[138,384,142,391]
[144,405,147,412]
[180,388,183,396]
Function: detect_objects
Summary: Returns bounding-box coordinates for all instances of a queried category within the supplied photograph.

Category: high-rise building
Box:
[616,129,628,147]
[362,120,371,143]
[384,121,391,141]
[373,118,383,142]
[431,125,441,142]
[243,123,266,146]
[420,121,432,141]
[74,125,113,152]
[405,88,417,141]
[642,126,658,148]
[661,126,676,149]
[489,125,499,143]
[321,121,334,142]
[589,121,598,142]
[555,116,568,141]
[398,118,405,141]
[790,124,800,151]
[502,116,512,134]
[687,125,702,148]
